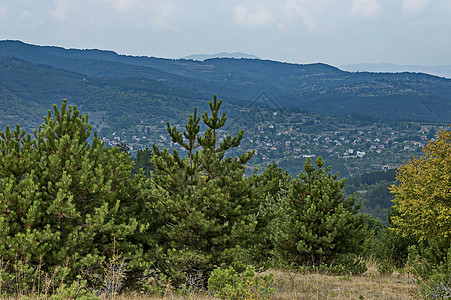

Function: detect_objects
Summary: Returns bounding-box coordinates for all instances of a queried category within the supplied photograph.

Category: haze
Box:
[1,0,450,67]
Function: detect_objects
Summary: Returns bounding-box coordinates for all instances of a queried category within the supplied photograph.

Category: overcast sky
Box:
[1,0,450,67]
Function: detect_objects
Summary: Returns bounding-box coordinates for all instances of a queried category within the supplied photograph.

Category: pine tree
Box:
[270,157,365,267]
[150,96,257,282]
[132,146,155,178]
[0,100,151,288]
[250,162,292,264]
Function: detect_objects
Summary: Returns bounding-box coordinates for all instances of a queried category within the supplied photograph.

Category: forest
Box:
[1,98,450,299]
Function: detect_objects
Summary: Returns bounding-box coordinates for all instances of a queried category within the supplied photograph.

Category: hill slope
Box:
[340,62,451,79]
[1,40,451,122]
[0,56,207,133]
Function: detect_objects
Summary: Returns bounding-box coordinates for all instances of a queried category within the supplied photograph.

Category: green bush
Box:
[0,259,99,300]
[329,254,367,276]
[208,265,275,300]
[377,259,394,276]
[408,246,451,299]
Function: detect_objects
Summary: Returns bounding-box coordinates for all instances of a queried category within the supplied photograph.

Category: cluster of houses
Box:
[101,110,442,173]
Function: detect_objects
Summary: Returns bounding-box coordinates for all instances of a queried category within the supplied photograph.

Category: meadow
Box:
[115,263,416,300]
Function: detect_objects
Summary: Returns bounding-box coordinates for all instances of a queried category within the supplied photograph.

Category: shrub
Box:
[408,246,451,299]
[208,265,275,300]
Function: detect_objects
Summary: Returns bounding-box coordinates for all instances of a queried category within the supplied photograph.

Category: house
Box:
[356,151,366,158]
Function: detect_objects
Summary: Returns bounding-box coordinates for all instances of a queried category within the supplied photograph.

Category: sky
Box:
[0,0,450,67]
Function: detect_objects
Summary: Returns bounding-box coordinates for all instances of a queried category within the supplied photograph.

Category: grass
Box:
[0,258,417,299]
[267,268,415,299]
[116,262,416,300]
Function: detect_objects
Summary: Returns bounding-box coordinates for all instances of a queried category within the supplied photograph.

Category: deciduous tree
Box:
[390,127,451,247]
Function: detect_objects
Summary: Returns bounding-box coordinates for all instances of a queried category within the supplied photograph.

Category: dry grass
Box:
[117,262,417,300]
[1,257,417,299]
[267,268,415,299]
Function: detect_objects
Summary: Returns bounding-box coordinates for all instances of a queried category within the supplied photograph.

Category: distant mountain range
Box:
[182,52,259,61]
[1,40,451,130]
[340,63,451,79]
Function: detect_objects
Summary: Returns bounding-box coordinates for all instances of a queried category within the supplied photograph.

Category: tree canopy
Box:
[149,96,258,282]
[390,127,451,245]
[0,100,151,287]
[270,157,365,269]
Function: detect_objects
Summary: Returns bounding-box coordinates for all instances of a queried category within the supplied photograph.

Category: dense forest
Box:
[1,99,450,298]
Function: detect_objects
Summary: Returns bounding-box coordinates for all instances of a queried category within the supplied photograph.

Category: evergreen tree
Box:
[132,146,155,178]
[250,163,292,264]
[117,142,130,153]
[270,157,365,267]
[150,96,257,283]
[0,100,151,288]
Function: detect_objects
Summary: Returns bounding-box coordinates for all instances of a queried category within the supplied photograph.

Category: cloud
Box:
[402,0,431,15]
[103,0,136,13]
[350,0,382,19]
[234,0,334,33]
[148,2,176,31]
[279,0,320,32]
[234,4,274,28]
[50,0,71,21]
[101,0,177,31]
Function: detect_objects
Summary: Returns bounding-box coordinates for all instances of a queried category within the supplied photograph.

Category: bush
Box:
[415,276,451,300]
[0,258,99,299]
[330,254,367,276]
[208,265,275,300]
[377,259,394,276]
[408,246,451,299]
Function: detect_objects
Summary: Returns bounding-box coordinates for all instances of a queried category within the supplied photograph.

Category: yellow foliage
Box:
[390,127,451,241]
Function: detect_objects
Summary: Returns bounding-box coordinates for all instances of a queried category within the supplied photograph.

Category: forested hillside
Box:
[1,40,451,122]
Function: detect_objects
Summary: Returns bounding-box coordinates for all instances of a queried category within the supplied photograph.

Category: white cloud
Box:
[50,0,71,21]
[148,2,176,31]
[103,0,136,13]
[350,0,382,19]
[100,0,178,31]
[279,0,320,32]
[402,0,431,15]
[233,0,335,33]
[234,4,274,28]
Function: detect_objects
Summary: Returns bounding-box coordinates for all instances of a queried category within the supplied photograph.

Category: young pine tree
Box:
[0,100,152,288]
[270,157,365,269]
[150,96,257,283]
[132,146,155,178]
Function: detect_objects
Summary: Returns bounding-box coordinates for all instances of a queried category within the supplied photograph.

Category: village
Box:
[100,107,443,177]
